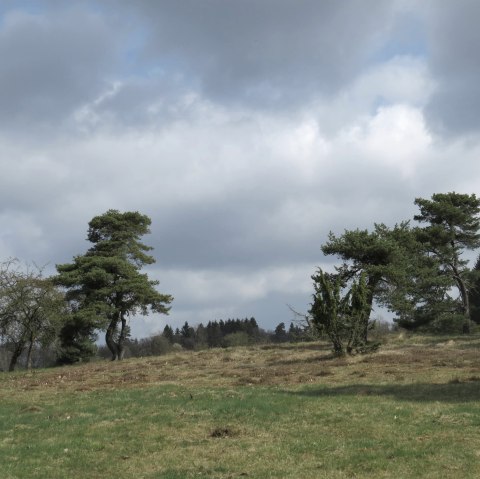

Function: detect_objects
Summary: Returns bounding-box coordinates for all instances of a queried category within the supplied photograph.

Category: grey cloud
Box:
[74,77,196,132]
[0,7,120,132]
[115,0,398,109]
[0,0,422,135]
[147,165,419,271]
[423,1,480,136]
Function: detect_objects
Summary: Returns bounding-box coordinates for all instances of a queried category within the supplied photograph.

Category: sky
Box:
[1,0,480,337]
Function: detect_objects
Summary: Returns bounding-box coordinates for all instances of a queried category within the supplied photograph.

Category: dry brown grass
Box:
[1,334,479,398]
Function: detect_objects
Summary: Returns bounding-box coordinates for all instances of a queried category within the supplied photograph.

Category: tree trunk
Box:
[363,275,378,342]
[451,264,471,334]
[105,317,120,360]
[9,342,24,372]
[26,334,34,371]
[117,315,128,360]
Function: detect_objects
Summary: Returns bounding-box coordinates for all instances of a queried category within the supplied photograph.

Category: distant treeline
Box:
[0,316,395,370]
[97,318,310,359]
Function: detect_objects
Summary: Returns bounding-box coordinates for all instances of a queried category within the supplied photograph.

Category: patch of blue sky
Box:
[371,95,390,112]
[119,26,195,84]
[367,11,429,65]
[120,28,151,76]
[0,0,46,25]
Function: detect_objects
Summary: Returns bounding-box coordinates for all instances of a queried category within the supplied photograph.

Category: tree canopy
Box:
[414,192,480,332]
[320,222,436,338]
[56,210,173,361]
[0,260,65,371]
[317,192,480,338]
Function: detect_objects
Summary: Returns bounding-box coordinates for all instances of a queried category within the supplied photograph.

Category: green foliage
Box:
[468,254,480,324]
[56,210,173,361]
[163,324,174,343]
[205,318,261,348]
[414,192,480,332]
[273,322,288,342]
[321,197,480,334]
[421,313,468,335]
[98,333,172,359]
[321,223,413,337]
[386,225,454,331]
[223,331,251,347]
[179,321,196,349]
[321,222,441,337]
[56,315,98,365]
[309,269,374,355]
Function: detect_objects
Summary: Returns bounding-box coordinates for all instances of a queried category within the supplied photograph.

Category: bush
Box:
[223,332,251,348]
[422,313,467,334]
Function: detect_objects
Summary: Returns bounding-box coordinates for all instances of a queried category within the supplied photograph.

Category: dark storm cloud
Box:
[0,1,417,133]
[423,0,480,137]
[0,7,120,131]
[115,0,398,109]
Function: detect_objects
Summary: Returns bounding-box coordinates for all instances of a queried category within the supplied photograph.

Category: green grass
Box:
[1,335,480,478]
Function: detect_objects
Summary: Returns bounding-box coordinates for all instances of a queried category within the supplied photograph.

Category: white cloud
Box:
[340,104,432,177]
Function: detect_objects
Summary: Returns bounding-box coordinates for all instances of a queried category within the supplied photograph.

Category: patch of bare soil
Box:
[210,426,237,438]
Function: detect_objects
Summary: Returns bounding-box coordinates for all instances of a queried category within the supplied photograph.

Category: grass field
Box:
[1,334,480,478]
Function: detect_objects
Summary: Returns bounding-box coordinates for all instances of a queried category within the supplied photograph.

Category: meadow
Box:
[1,334,480,478]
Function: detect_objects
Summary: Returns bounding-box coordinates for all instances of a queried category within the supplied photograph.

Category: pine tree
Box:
[163,325,174,343]
[468,255,480,324]
[414,192,480,333]
[56,210,173,360]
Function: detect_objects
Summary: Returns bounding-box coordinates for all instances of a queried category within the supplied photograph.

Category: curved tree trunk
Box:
[9,342,24,372]
[105,317,120,360]
[117,316,128,360]
[105,312,129,360]
[363,274,379,342]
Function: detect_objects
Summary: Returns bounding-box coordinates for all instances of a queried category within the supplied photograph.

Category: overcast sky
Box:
[1,1,480,336]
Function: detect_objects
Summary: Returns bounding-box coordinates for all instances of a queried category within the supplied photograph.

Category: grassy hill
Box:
[1,335,480,478]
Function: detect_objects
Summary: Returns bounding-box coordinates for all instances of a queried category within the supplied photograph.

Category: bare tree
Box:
[0,260,65,371]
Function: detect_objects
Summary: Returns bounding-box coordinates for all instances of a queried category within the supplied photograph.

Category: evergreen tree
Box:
[56,210,173,360]
[321,222,450,335]
[57,314,98,364]
[322,222,413,340]
[468,255,480,325]
[245,317,260,339]
[310,270,373,355]
[180,321,194,338]
[206,321,222,347]
[414,192,480,333]
[288,322,298,339]
[179,321,195,349]
[162,324,174,343]
[273,322,288,342]
[194,323,207,348]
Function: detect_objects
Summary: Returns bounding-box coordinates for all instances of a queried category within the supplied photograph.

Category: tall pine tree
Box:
[56,210,173,360]
[414,192,480,333]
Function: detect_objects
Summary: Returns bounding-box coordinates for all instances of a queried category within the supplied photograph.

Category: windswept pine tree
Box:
[414,192,480,333]
[56,210,173,361]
